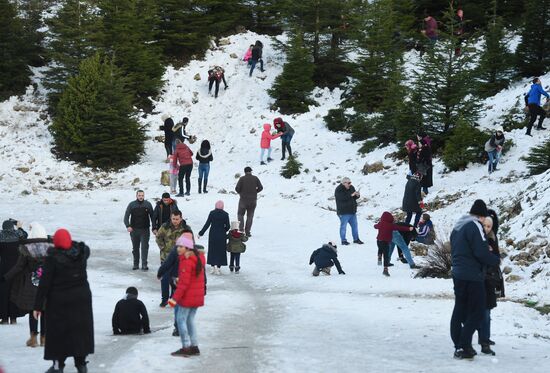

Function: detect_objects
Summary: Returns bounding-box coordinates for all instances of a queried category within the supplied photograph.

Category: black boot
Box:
[203,179,208,193]
[198,178,202,194]
[76,363,88,373]
[481,344,495,355]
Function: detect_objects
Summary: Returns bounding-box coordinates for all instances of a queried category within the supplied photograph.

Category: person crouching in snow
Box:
[309,242,345,276]
[226,221,248,273]
[207,66,228,98]
[260,123,282,165]
[168,234,206,357]
[416,213,435,245]
[112,287,150,335]
[273,117,295,160]
[374,212,414,277]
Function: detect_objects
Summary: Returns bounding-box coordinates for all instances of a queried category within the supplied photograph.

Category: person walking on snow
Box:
[196,140,213,194]
[152,193,179,234]
[450,199,500,360]
[198,201,230,275]
[112,287,150,335]
[208,66,228,98]
[226,221,248,273]
[124,190,154,270]
[309,241,345,276]
[235,167,263,237]
[334,177,364,245]
[161,114,175,157]
[249,40,265,77]
[374,212,414,277]
[260,123,282,165]
[155,211,190,307]
[173,139,194,196]
[484,127,505,173]
[168,235,206,357]
[273,117,295,160]
[525,77,550,136]
[402,173,424,228]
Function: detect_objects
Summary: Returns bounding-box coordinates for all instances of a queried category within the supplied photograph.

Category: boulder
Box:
[218,38,231,46]
[230,53,238,59]
[16,167,30,173]
[362,161,384,175]
[505,274,522,283]
[193,73,201,81]
[160,171,170,186]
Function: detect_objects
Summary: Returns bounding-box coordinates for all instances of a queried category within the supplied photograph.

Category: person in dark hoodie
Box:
[334,177,364,245]
[249,40,265,77]
[273,117,295,160]
[309,241,345,276]
[33,229,93,373]
[402,173,423,228]
[0,219,28,324]
[112,287,150,335]
[161,114,175,156]
[450,199,500,360]
[374,212,413,277]
[196,140,213,194]
[152,193,179,234]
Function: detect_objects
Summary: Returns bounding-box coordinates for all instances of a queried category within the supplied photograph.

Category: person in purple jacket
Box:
[525,77,550,136]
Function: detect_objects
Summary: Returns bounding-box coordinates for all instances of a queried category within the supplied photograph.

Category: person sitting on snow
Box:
[309,241,345,276]
[208,66,228,98]
[416,213,435,245]
[112,287,151,335]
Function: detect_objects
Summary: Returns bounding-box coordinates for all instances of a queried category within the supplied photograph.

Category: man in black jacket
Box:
[152,193,179,234]
[124,190,154,270]
[112,287,150,335]
[309,242,345,276]
[334,177,363,245]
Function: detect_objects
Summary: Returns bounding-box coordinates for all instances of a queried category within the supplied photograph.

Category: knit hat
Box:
[176,235,194,249]
[28,222,47,239]
[53,228,72,250]
[162,192,170,199]
[215,200,224,209]
[2,219,16,230]
[230,221,239,230]
[469,199,489,217]
[126,287,138,296]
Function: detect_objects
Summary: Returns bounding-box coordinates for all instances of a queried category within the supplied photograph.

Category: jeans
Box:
[405,211,422,228]
[238,199,257,235]
[338,214,359,242]
[29,312,45,335]
[249,59,264,76]
[478,309,491,343]
[230,253,241,268]
[377,240,390,267]
[487,150,501,173]
[178,164,193,194]
[175,305,198,348]
[130,228,150,267]
[260,147,272,162]
[281,134,293,158]
[388,231,416,267]
[450,278,486,349]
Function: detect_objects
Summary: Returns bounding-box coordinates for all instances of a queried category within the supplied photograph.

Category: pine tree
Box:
[51,53,144,169]
[412,6,481,136]
[442,120,490,171]
[524,139,550,175]
[96,0,165,110]
[269,32,316,114]
[44,0,97,111]
[0,0,31,100]
[515,0,550,77]
[18,0,46,67]
[280,155,303,179]
[249,0,284,35]
[477,1,513,98]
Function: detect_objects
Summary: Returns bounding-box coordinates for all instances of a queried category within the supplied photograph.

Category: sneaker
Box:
[229,265,234,272]
[171,347,193,357]
[267,157,274,162]
[184,192,190,196]
[132,265,139,270]
[215,267,222,275]
[189,346,201,356]
[203,190,208,193]
[341,240,350,245]
[159,301,168,308]
[481,344,496,355]
[454,348,475,359]
[382,268,390,277]
[175,193,184,197]
[245,232,251,237]
[464,346,478,356]
[281,157,285,160]
[172,328,179,337]
[210,266,216,275]
[235,266,240,273]
[45,366,64,373]
[526,132,532,136]
[141,266,149,271]
[539,126,547,130]
[399,257,408,263]
[377,256,382,266]
[353,239,364,244]
[388,263,394,267]
[260,161,266,165]
[410,264,421,269]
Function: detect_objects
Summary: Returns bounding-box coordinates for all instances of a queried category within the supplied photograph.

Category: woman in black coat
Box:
[198,200,230,274]
[417,138,433,194]
[34,229,93,373]
[402,174,423,227]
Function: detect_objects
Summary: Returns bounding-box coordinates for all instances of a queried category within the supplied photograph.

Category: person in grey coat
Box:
[484,127,505,174]
[273,117,295,160]
[235,167,263,237]
[123,190,154,270]
[402,173,423,227]
[198,201,230,275]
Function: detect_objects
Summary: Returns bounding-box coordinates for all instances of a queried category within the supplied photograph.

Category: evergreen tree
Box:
[477,1,513,98]
[524,139,550,175]
[44,0,97,111]
[269,32,316,114]
[515,0,550,77]
[412,7,481,135]
[280,155,303,179]
[19,0,46,67]
[51,53,144,168]
[96,0,165,110]
[0,0,31,100]
[249,0,284,35]
[442,120,490,171]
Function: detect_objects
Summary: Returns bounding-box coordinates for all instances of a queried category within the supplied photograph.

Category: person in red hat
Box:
[33,229,94,373]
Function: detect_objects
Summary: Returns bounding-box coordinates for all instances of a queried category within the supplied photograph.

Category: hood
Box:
[380,211,394,224]
[263,123,271,131]
[176,142,189,150]
[453,214,480,232]
[125,293,138,301]
[2,219,16,230]
[230,229,243,238]
[198,147,212,157]
[157,198,176,206]
[322,243,337,253]
[0,229,23,243]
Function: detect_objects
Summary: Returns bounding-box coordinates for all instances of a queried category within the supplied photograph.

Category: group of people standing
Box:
[260,117,295,164]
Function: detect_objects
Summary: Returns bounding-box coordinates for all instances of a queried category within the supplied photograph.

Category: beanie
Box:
[469,199,488,217]
[28,222,47,239]
[230,221,240,230]
[53,228,72,250]
[162,192,170,199]
[126,287,138,296]
[176,235,194,249]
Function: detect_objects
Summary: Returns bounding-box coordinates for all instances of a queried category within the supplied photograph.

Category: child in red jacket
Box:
[168,234,206,357]
[374,211,413,277]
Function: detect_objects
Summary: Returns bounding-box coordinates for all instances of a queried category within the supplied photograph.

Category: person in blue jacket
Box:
[309,242,345,276]
[449,199,500,360]
[525,77,550,136]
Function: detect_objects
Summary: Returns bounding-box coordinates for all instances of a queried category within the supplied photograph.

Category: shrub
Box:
[414,240,452,279]
[442,121,490,171]
[524,139,550,175]
[280,155,302,179]
[324,108,349,132]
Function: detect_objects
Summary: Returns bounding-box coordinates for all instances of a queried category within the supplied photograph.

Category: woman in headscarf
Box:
[198,201,230,275]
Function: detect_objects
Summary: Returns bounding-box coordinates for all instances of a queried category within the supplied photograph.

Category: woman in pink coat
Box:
[260,123,282,165]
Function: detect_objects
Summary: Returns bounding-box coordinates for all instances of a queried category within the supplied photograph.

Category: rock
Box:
[235,25,246,33]
[218,38,231,46]
[39,113,48,121]
[250,128,256,134]
[410,242,429,256]
[314,92,323,98]
[502,266,512,274]
[132,177,140,186]
[229,53,238,59]
[160,171,170,186]
[86,159,94,166]
[193,73,201,81]
[362,161,384,175]
[506,274,522,283]
[75,183,85,190]
[315,114,321,118]
[16,167,30,173]
[219,188,227,194]
[234,173,241,179]
[21,190,31,196]
[505,238,515,246]
[192,92,199,104]
[43,199,49,204]
[154,135,165,143]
